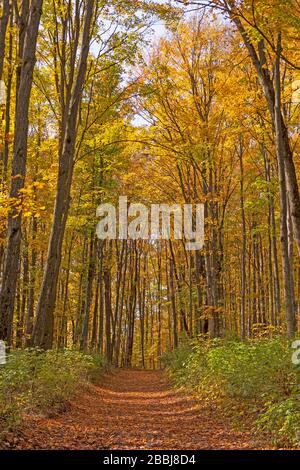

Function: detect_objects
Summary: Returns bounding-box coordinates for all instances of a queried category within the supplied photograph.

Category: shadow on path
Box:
[15,369,260,450]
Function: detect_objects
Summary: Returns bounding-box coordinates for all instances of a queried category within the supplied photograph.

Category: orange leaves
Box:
[11,369,257,450]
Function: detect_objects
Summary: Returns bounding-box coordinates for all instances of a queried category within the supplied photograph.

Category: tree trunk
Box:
[274,35,295,338]
[80,233,95,351]
[0,0,43,344]
[0,0,10,79]
[231,15,300,257]
[104,246,112,363]
[32,0,94,348]
[239,141,246,339]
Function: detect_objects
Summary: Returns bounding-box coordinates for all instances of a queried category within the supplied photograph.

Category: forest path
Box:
[16,369,260,449]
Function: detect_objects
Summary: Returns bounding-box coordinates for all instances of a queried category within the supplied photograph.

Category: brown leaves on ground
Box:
[6,370,263,450]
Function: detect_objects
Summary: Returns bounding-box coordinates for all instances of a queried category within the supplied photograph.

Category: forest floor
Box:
[9,370,264,450]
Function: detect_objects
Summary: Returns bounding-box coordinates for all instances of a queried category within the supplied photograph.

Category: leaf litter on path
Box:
[8,369,263,450]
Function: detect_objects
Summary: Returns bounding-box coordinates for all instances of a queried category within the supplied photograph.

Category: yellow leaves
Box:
[122,171,137,182]
[19,181,46,196]
[0,192,10,228]
[1,181,50,221]
[33,181,47,191]
[292,79,300,104]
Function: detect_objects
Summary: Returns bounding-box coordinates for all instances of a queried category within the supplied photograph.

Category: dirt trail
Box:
[14,369,260,449]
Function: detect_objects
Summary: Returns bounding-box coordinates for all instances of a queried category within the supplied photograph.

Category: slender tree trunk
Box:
[98,242,104,354]
[169,256,178,348]
[114,241,128,366]
[0,0,11,177]
[274,34,295,338]
[91,242,99,350]
[110,240,125,361]
[80,233,95,351]
[139,252,146,368]
[0,0,10,79]
[125,242,138,367]
[25,217,37,345]
[104,245,112,363]
[169,240,189,336]
[2,8,13,179]
[239,141,246,339]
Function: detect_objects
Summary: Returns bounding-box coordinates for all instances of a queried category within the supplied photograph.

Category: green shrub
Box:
[162,337,300,447]
[256,397,300,446]
[206,339,297,400]
[0,349,105,434]
[162,342,195,386]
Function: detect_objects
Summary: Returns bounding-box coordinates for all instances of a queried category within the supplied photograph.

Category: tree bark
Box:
[274,34,295,338]
[239,141,246,339]
[230,13,300,257]
[80,233,95,351]
[0,0,43,344]
[32,0,94,348]
[0,0,10,79]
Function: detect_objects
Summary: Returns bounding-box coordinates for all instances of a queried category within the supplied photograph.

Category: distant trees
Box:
[136,12,300,344]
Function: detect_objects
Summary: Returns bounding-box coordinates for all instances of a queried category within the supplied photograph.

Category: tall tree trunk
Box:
[274,34,295,338]
[2,8,13,179]
[110,240,125,361]
[98,241,104,354]
[125,242,138,367]
[91,241,99,350]
[114,241,128,366]
[0,0,11,177]
[169,255,178,348]
[32,0,94,348]
[104,245,112,363]
[80,233,95,351]
[231,15,300,257]
[0,0,10,79]
[239,141,246,339]
[0,0,43,344]
[25,217,37,345]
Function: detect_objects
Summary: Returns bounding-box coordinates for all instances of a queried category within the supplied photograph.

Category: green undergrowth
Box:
[162,337,300,447]
[0,348,105,436]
